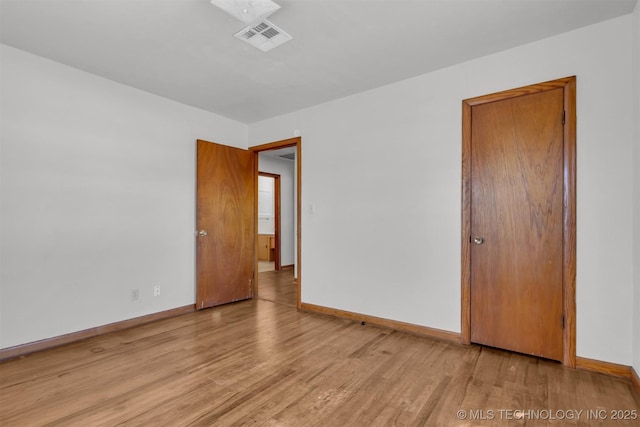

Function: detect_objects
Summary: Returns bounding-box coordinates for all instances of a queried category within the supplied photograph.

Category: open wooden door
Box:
[196,139,255,309]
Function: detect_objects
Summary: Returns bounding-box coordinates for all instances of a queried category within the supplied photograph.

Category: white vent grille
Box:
[240,29,257,39]
[262,27,279,39]
[234,19,292,52]
[252,22,269,32]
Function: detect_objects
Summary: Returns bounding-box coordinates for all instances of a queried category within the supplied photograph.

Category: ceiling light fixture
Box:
[210,0,281,24]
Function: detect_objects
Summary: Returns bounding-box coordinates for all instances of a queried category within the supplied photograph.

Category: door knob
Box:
[198,230,208,237]
[473,236,484,245]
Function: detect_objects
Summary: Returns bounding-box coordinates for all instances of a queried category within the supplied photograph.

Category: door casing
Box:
[460,76,576,367]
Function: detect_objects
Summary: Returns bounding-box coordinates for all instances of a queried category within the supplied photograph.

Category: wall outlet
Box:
[131,289,139,301]
[153,285,161,297]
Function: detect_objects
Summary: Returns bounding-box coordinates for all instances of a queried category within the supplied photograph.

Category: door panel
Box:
[470,89,564,361]
[196,140,254,309]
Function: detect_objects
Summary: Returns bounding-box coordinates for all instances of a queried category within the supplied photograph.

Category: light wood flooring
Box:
[1,270,638,426]
[258,260,275,273]
[257,267,297,307]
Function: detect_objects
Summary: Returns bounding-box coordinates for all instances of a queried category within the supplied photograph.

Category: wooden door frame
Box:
[249,137,302,309]
[258,172,281,270]
[461,76,576,367]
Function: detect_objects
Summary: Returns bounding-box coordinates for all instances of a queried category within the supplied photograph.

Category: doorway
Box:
[250,137,302,308]
[257,172,280,273]
[461,77,576,366]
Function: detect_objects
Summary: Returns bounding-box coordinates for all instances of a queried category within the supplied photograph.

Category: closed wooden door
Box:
[196,140,254,309]
[469,88,564,361]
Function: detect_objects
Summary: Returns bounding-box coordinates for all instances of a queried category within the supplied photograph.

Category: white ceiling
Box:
[1,0,636,124]
[260,145,296,160]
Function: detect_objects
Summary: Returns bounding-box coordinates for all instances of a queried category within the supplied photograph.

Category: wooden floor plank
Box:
[1,269,638,426]
[257,267,297,307]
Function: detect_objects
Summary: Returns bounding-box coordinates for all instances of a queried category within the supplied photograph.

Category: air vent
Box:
[262,27,279,39]
[240,29,257,39]
[234,19,292,52]
[279,153,295,160]
[252,22,269,32]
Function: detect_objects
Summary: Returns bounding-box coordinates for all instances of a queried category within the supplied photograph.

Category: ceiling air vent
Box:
[234,19,292,52]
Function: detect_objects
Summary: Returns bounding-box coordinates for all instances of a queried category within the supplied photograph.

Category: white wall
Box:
[632,2,640,375]
[249,15,636,365]
[258,175,275,234]
[0,44,247,349]
[258,154,295,267]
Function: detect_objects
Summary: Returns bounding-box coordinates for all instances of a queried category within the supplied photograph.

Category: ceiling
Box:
[260,145,296,160]
[1,0,636,124]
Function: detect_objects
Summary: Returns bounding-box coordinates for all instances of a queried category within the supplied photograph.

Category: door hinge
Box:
[562,315,565,329]
[562,110,566,125]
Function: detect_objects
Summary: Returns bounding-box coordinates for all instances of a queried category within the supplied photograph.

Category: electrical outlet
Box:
[154,285,161,297]
[131,289,139,301]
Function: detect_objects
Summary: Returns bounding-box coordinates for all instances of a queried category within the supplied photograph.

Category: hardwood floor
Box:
[258,260,275,273]
[257,266,296,307]
[1,291,638,426]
